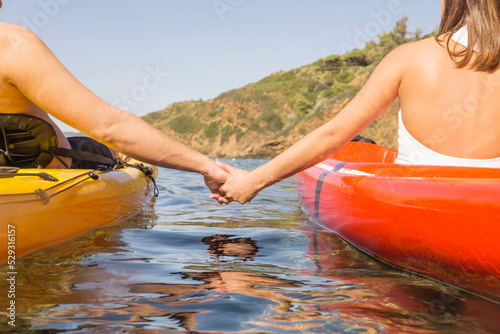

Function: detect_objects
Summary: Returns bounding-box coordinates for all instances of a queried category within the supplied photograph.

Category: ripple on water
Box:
[1,162,499,333]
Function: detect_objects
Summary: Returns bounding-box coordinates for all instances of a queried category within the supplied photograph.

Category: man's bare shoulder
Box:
[0,23,39,48]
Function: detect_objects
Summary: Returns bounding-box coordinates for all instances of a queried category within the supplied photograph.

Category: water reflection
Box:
[1,165,499,333]
[5,224,497,333]
[299,228,500,334]
[202,234,259,261]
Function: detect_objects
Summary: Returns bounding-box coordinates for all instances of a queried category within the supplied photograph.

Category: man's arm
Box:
[1,23,228,201]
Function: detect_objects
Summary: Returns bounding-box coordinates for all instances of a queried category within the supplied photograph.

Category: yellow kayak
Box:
[0,160,157,264]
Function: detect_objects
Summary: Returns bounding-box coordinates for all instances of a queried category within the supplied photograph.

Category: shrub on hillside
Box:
[344,49,369,66]
[259,110,284,132]
[291,94,314,116]
[168,115,199,133]
[324,55,345,68]
[204,122,220,139]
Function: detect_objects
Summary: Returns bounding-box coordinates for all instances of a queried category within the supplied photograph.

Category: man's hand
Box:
[204,161,230,204]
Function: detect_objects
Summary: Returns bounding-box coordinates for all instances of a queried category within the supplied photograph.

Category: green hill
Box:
[143,18,434,158]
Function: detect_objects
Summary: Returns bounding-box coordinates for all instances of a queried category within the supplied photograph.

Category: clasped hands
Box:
[204,161,260,205]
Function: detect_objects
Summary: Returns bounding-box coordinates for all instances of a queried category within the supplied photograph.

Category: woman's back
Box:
[398,35,500,160]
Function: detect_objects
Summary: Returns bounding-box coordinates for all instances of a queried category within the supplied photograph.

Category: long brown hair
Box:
[437,0,500,71]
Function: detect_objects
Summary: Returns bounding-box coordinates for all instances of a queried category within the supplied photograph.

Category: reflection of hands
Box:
[204,161,230,204]
[216,161,259,204]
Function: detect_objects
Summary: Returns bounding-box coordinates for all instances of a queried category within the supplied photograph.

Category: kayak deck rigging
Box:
[0,162,159,206]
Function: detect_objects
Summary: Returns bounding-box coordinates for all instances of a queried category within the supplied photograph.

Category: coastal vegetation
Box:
[143,18,433,158]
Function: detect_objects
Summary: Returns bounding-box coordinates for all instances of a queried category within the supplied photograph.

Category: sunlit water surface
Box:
[1,159,500,333]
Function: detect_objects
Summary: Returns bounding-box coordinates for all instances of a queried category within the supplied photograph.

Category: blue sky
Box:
[0,0,441,132]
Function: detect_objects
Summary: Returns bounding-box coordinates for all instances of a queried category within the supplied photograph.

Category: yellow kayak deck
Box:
[0,160,157,264]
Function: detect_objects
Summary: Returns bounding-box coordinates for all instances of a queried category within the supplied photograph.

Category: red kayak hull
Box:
[295,142,500,302]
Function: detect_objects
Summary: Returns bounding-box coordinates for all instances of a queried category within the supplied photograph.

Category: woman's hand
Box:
[215,161,261,204]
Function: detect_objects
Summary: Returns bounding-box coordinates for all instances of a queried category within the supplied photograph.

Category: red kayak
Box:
[295,142,500,302]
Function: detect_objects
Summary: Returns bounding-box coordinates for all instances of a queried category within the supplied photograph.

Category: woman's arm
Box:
[1,23,228,201]
[218,45,409,204]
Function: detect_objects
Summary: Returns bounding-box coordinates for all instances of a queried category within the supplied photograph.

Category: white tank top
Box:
[395,26,500,168]
[395,111,500,167]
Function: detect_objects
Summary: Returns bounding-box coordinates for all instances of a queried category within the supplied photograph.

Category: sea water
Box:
[1,159,499,333]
